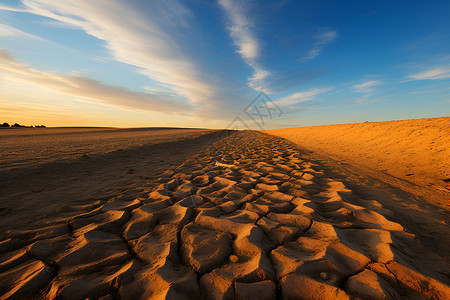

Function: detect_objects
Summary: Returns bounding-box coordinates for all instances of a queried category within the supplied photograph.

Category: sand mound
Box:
[265,117,450,209]
[0,131,449,299]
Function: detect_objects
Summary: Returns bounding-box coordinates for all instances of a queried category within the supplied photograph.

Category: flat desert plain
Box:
[0,121,449,299]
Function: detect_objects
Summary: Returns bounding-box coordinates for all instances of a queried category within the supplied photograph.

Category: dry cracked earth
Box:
[0,131,449,299]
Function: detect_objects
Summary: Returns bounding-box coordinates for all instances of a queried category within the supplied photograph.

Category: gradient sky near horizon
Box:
[1,0,449,128]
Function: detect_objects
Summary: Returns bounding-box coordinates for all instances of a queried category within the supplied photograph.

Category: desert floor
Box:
[0,128,215,236]
[0,125,449,299]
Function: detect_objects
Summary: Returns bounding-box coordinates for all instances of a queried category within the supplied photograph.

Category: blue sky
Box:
[1,0,449,128]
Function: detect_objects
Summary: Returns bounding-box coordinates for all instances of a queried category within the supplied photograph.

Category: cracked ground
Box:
[0,131,449,299]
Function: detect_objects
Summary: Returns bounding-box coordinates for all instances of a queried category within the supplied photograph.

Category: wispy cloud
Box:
[218,0,269,91]
[408,66,450,80]
[0,50,191,113]
[5,0,222,111]
[301,29,338,62]
[0,4,26,12]
[354,97,382,104]
[0,24,44,40]
[276,87,333,106]
[353,80,382,93]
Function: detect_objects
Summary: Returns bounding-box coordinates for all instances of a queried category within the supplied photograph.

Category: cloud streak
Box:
[0,24,44,40]
[276,88,333,106]
[301,29,338,62]
[0,50,191,113]
[353,80,382,93]
[408,66,450,80]
[218,0,269,91]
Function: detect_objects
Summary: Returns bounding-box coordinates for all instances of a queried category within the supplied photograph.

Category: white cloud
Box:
[0,4,25,12]
[353,80,382,93]
[218,0,270,91]
[6,0,222,111]
[301,29,338,62]
[0,24,44,40]
[276,87,333,106]
[408,66,450,80]
[0,50,191,113]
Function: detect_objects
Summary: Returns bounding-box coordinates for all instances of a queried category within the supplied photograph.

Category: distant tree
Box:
[1,122,45,128]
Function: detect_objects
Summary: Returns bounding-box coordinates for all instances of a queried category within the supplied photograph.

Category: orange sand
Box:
[266,117,450,209]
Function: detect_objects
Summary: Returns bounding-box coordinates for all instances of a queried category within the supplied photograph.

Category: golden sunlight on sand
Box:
[266,117,450,210]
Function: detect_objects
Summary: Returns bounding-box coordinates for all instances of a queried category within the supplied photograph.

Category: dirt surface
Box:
[0,127,210,172]
[0,131,448,299]
[0,128,217,237]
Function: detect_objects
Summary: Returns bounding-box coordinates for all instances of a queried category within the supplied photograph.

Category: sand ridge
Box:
[0,131,449,299]
[265,117,450,210]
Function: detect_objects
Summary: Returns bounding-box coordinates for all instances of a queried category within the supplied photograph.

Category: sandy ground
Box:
[0,128,216,238]
[0,130,449,299]
[0,127,209,172]
[265,117,450,210]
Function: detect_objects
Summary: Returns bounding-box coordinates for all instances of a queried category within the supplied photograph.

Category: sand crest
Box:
[265,117,450,210]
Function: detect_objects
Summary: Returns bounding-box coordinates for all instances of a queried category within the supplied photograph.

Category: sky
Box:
[0,0,449,129]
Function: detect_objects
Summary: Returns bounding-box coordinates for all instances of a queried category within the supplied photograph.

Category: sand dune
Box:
[265,117,450,209]
[1,130,448,299]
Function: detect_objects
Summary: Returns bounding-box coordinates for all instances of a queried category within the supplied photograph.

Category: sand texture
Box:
[265,117,450,210]
[0,128,216,236]
[1,131,449,299]
[0,127,210,172]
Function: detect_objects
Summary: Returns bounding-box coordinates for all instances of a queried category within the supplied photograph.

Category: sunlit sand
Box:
[0,122,449,299]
